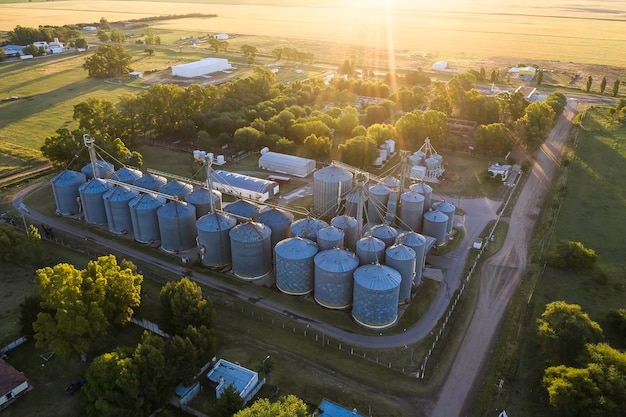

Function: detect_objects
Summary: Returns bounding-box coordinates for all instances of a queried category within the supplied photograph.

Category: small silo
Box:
[385,244,417,303]
[314,248,359,309]
[397,231,426,285]
[229,221,273,280]
[367,184,390,225]
[313,165,353,217]
[78,178,112,225]
[409,182,433,212]
[81,160,115,179]
[425,157,438,171]
[157,201,198,252]
[114,166,142,184]
[423,210,448,247]
[344,190,366,219]
[356,235,386,265]
[383,177,400,189]
[369,224,398,247]
[317,226,345,250]
[275,237,318,295]
[128,193,166,243]
[352,264,401,329]
[331,215,359,252]
[257,208,294,249]
[103,185,139,234]
[159,180,193,200]
[51,170,86,216]
[133,173,167,191]
[398,191,425,232]
[223,200,260,220]
[196,212,237,268]
[185,187,223,218]
[434,201,456,235]
[290,217,328,242]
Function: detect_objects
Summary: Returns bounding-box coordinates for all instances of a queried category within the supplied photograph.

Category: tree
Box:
[497,91,529,124]
[144,48,154,56]
[233,126,262,151]
[213,384,245,417]
[83,43,132,78]
[606,309,626,337]
[0,223,41,264]
[241,44,258,57]
[110,30,125,43]
[585,75,593,92]
[600,77,607,94]
[0,48,6,62]
[545,91,567,116]
[549,240,597,269]
[613,79,620,97]
[160,277,216,335]
[208,38,220,52]
[19,295,42,338]
[97,30,109,43]
[364,104,389,125]
[536,70,544,85]
[99,17,111,31]
[75,38,88,49]
[272,47,283,60]
[132,332,172,412]
[339,135,378,168]
[303,134,331,160]
[474,123,512,157]
[537,301,603,365]
[515,101,556,149]
[234,395,310,417]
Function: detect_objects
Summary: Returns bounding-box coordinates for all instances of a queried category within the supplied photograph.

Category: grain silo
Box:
[356,235,386,265]
[113,166,142,184]
[185,187,222,218]
[313,165,353,217]
[102,185,139,234]
[352,264,401,329]
[397,231,426,285]
[256,208,294,248]
[78,178,112,225]
[344,190,366,219]
[159,180,193,200]
[133,173,167,191]
[128,193,166,243]
[317,226,345,250]
[423,210,448,247]
[330,215,359,252]
[81,160,115,179]
[229,221,273,280]
[385,244,416,303]
[409,182,433,212]
[51,170,86,216]
[369,224,398,247]
[196,212,237,268]
[275,237,318,295]
[157,201,198,253]
[398,191,425,232]
[314,248,359,309]
[223,200,260,220]
[290,217,328,242]
[367,184,390,224]
[434,201,456,235]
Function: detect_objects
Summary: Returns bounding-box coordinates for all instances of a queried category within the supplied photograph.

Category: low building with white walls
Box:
[258,151,316,178]
[172,58,232,78]
[207,359,263,404]
[0,359,30,410]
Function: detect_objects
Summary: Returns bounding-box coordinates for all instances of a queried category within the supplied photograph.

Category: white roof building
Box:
[214,33,229,40]
[207,359,262,404]
[172,58,232,78]
[258,151,316,178]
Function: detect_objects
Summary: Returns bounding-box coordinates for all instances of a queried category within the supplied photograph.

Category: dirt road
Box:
[429,101,578,417]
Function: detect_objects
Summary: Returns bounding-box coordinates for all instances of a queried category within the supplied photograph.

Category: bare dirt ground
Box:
[428,102,577,417]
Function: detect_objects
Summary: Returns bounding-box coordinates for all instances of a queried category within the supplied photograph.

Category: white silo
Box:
[369,224,398,248]
[290,217,328,242]
[78,178,113,225]
[229,222,273,280]
[397,231,426,285]
[314,248,359,309]
[317,226,345,250]
[103,185,139,235]
[423,210,448,247]
[409,182,433,212]
[196,212,237,268]
[385,244,417,303]
[313,165,353,217]
[331,215,359,252]
[398,191,425,232]
[352,264,401,329]
[356,235,386,265]
[51,170,86,216]
[275,237,319,295]
[434,201,456,235]
[367,184,390,225]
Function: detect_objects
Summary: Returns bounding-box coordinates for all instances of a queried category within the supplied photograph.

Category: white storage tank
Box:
[185,187,222,218]
[409,182,433,212]
[51,170,86,216]
[78,178,113,225]
[369,224,398,247]
[356,235,386,265]
[385,244,417,303]
[423,210,448,247]
[314,248,359,309]
[317,226,345,250]
[274,237,319,295]
[133,173,167,191]
[367,184,390,225]
[290,217,328,242]
[196,212,237,268]
[128,193,166,244]
[157,201,198,253]
[103,185,139,234]
[398,191,425,232]
[434,201,456,235]
[313,165,353,216]
[331,215,359,252]
[229,221,273,280]
[352,264,401,329]
[397,231,426,285]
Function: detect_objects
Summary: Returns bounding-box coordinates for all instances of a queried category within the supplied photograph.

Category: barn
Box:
[171,58,232,78]
[211,170,279,202]
[258,151,316,178]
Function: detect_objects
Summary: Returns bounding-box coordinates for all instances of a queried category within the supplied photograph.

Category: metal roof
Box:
[318,399,365,417]
[212,170,277,194]
[275,237,318,259]
[397,231,426,247]
[424,210,448,222]
[354,264,401,291]
[258,151,315,168]
[51,169,85,185]
[196,213,237,232]
[207,359,257,397]
[386,244,416,260]
[314,165,353,182]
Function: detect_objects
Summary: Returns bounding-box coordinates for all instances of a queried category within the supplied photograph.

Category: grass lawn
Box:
[434,150,504,198]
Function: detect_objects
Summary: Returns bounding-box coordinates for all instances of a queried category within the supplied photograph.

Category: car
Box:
[65,377,85,396]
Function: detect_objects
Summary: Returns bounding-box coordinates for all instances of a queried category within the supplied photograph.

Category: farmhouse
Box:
[206,359,263,404]
[0,359,30,410]
[258,151,316,177]
[171,58,232,78]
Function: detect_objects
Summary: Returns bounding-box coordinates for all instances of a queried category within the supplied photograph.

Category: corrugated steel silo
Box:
[425,157,438,171]
[257,208,294,248]
[159,180,193,200]
[103,185,139,234]
[230,222,273,280]
[185,187,222,218]
[129,193,166,243]
[196,212,237,268]
[369,224,398,247]
[434,201,456,235]
[317,226,345,250]
[223,200,260,220]
[51,170,86,216]
[344,190,366,219]
[114,166,142,184]
[367,184,390,224]
[331,215,359,252]
[423,210,448,247]
[385,244,416,303]
[157,201,198,252]
[398,191,425,232]
[81,160,115,179]
[356,235,386,265]
[409,182,433,212]
[78,178,112,225]
[313,165,353,216]
[314,248,359,309]
[275,237,318,295]
[289,217,328,242]
[397,231,426,285]
[352,264,401,329]
[133,173,167,191]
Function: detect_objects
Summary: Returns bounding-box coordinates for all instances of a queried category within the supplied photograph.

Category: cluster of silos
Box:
[409,150,444,180]
[313,165,353,217]
[51,170,87,215]
[290,217,328,242]
[372,139,396,168]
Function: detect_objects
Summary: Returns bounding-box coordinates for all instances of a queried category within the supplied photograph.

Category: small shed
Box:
[258,151,316,178]
[129,71,143,79]
[207,359,263,404]
[0,359,30,410]
[172,58,232,78]
[214,33,229,40]
[316,399,366,416]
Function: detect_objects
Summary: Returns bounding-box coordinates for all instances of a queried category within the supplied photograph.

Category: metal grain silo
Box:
[81,160,115,179]
[345,190,366,219]
[223,200,260,220]
[313,165,353,217]
[434,201,456,235]
[275,237,318,295]
[196,212,237,268]
[369,224,398,247]
[128,193,166,243]
[51,170,86,216]
[157,201,198,253]
[159,180,193,200]
[423,210,448,247]
[185,187,222,218]
[257,208,294,248]
[352,264,401,329]
[367,184,390,224]
[409,182,433,212]
[331,215,359,252]
[317,226,345,250]
[229,221,273,280]
[425,157,438,171]
[314,248,359,309]
[397,231,426,285]
[356,235,386,265]
[290,217,328,242]
[78,178,112,225]
[385,244,416,303]
[398,191,425,232]
[102,185,139,234]
[114,166,142,184]
[133,173,167,191]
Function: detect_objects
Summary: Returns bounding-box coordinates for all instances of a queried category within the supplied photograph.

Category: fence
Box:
[131,317,169,338]
[1,336,27,355]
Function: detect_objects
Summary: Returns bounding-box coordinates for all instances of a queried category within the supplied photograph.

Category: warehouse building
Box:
[211,170,279,202]
[172,58,232,78]
[258,151,316,178]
